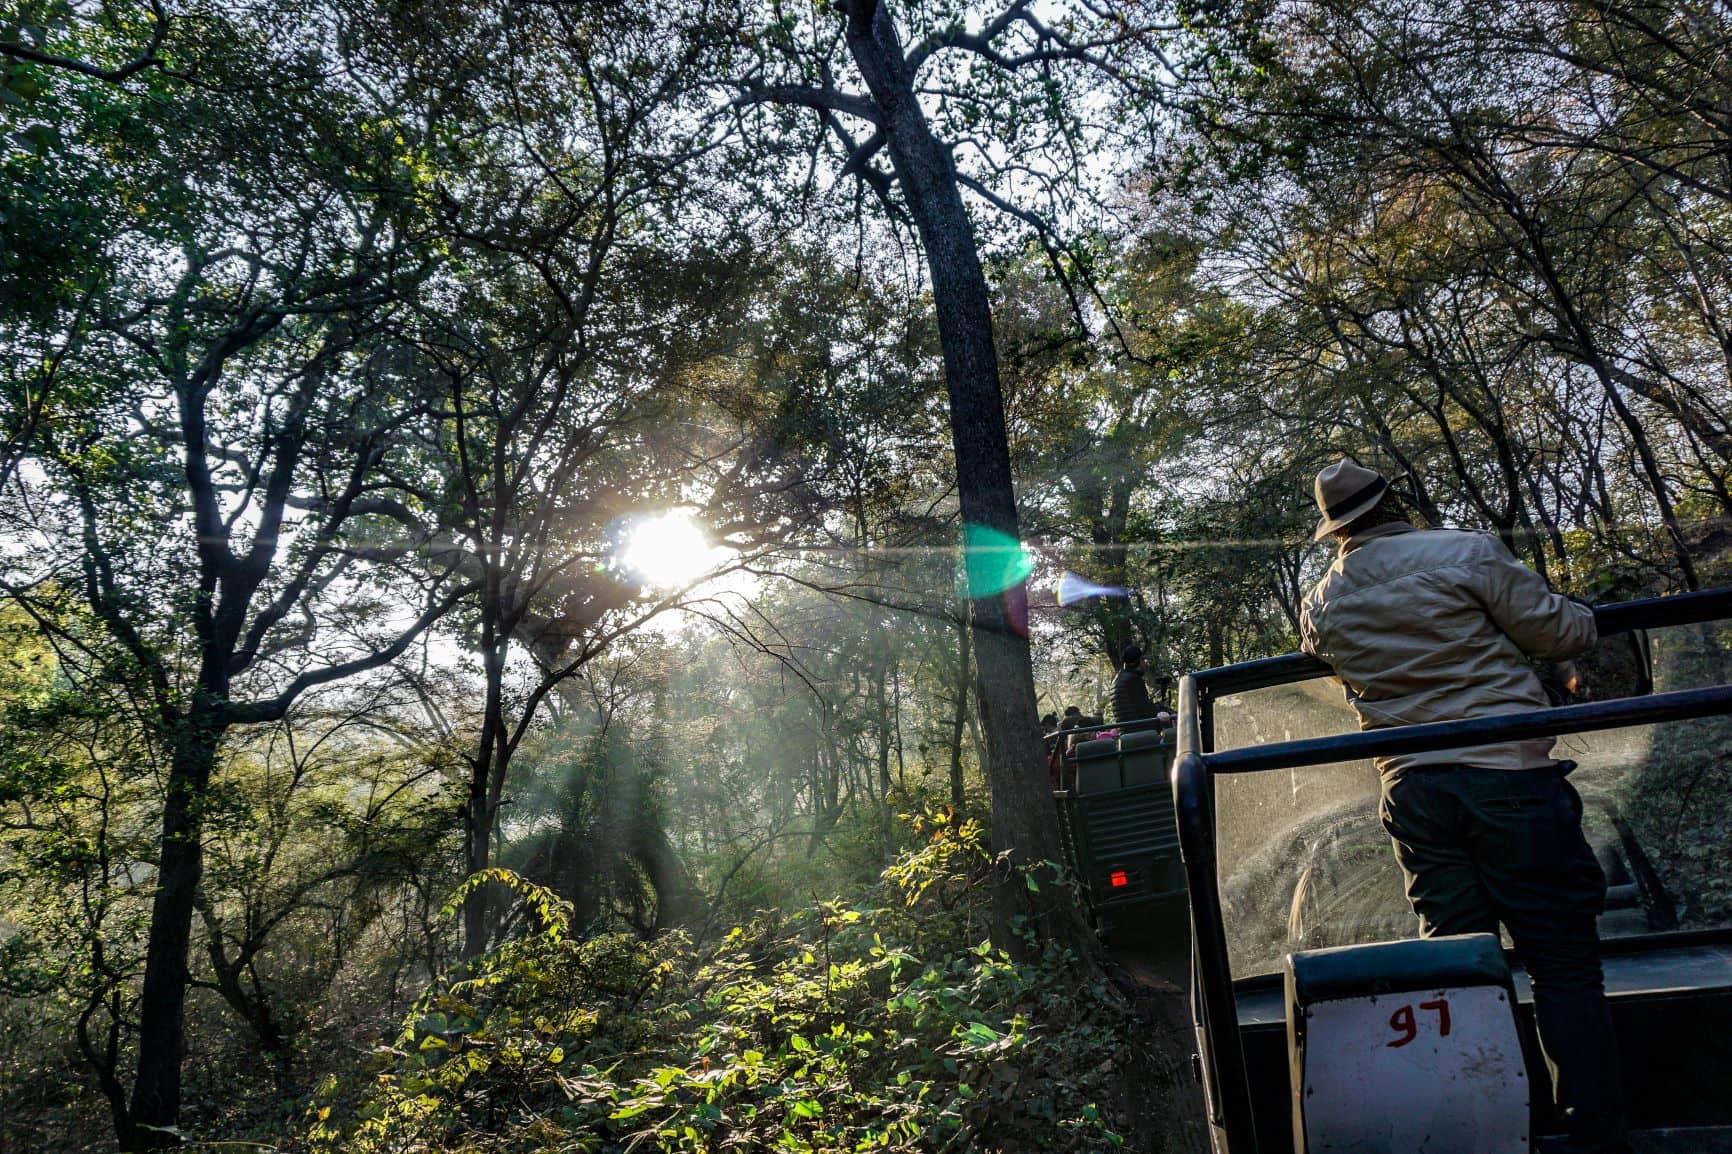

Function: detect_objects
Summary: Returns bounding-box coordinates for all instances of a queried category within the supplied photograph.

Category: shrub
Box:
[300,811,1140,1153]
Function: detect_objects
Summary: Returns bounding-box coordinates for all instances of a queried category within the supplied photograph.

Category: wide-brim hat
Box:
[1312,459,1389,541]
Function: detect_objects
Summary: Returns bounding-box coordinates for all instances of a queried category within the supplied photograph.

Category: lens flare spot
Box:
[962,523,1035,598]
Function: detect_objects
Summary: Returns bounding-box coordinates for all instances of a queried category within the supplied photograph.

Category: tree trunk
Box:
[462,772,496,959]
[636,824,698,931]
[126,702,222,1150]
[462,640,508,960]
[204,945,294,1092]
[872,635,894,851]
[845,0,1094,957]
[949,612,971,808]
[1100,478,1135,665]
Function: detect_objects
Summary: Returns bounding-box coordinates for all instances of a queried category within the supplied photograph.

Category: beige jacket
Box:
[1299,523,1596,774]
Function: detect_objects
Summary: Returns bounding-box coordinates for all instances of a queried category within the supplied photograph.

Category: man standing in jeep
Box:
[1299,459,1625,1153]
[1111,644,1160,732]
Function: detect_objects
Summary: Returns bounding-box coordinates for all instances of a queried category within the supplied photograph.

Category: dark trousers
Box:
[1381,764,1627,1150]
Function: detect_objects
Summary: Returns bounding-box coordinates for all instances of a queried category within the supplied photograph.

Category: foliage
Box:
[302,813,1153,1153]
[0,594,468,1146]
[1164,0,1732,599]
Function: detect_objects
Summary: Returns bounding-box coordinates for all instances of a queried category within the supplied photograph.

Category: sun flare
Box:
[616,511,719,589]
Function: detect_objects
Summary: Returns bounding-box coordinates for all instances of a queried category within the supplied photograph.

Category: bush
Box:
[299,812,1144,1153]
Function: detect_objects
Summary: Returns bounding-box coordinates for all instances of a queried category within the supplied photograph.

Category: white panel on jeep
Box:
[1287,934,1529,1153]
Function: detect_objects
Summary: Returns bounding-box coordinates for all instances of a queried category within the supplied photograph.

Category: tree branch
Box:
[224,583,477,725]
[0,1,168,85]
[733,80,881,126]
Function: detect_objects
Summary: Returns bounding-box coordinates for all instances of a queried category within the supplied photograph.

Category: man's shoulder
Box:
[1379,526,1500,564]
[1308,528,1495,605]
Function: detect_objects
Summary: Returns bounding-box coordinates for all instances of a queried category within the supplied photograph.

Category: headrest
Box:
[1118,729,1170,752]
[1288,933,1509,1003]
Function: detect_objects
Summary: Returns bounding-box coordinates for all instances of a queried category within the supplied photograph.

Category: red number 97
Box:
[1387,999,1451,1048]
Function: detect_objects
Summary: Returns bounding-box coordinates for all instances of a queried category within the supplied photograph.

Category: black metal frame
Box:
[1171,587,1732,1154]
[1045,719,1172,746]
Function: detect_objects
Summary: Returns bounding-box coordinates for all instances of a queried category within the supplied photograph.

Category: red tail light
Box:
[1109,869,1129,888]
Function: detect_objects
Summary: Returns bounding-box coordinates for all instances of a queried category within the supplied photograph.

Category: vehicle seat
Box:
[1286,933,1528,1153]
[1118,729,1171,787]
[1072,739,1121,793]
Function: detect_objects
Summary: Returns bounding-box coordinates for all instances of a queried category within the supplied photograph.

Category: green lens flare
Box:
[961,523,1035,598]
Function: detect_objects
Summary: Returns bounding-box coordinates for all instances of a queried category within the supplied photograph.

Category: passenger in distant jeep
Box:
[1110,644,1160,732]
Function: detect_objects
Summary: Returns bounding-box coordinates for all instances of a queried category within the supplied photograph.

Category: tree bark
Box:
[462,637,508,960]
[1073,465,1136,667]
[949,611,971,808]
[125,700,222,1150]
[844,0,1094,957]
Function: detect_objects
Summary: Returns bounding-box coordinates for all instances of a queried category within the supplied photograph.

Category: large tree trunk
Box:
[845,0,1094,957]
[126,702,222,1150]
[637,825,698,931]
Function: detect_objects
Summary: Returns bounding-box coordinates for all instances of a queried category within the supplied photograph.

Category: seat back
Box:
[1118,729,1172,787]
[1072,739,1121,793]
[1286,933,1528,1154]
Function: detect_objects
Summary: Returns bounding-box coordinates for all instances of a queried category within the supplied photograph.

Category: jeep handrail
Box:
[1172,585,1732,1153]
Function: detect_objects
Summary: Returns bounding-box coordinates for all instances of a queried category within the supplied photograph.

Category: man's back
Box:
[1300,522,1596,772]
[1111,665,1157,725]
[1298,462,1625,1152]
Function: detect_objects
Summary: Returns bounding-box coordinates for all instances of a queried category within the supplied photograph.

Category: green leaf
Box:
[959,1021,1000,1047]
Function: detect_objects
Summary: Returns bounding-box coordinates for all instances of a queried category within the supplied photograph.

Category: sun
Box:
[616,511,719,589]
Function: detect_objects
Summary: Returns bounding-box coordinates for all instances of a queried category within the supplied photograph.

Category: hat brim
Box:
[1313,490,1388,542]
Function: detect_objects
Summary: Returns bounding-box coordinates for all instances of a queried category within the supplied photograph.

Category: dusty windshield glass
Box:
[1212,622,1732,978]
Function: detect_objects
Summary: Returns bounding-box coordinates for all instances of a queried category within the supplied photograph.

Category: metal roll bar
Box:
[1170,586,1732,1154]
[1206,684,1732,776]
[1174,675,1258,1149]
[1044,717,1173,746]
